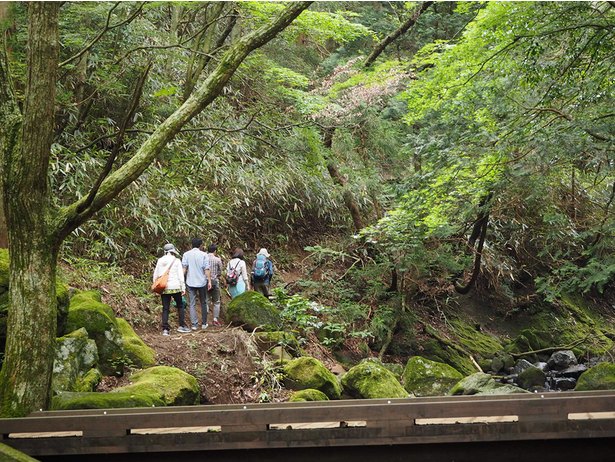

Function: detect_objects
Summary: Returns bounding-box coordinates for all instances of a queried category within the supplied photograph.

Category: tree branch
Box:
[364,1,433,67]
[60,3,144,67]
[530,107,612,142]
[76,61,152,215]
[55,1,312,241]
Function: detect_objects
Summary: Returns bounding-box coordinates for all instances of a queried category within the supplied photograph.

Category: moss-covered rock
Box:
[116,318,156,368]
[65,291,125,375]
[420,337,475,375]
[283,356,342,399]
[341,359,408,399]
[402,356,463,397]
[74,368,103,393]
[52,327,99,393]
[227,291,281,331]
[450,319,503,361]
[289,389,329,402]
[575,362,615,391]
[517,366,546,390]
[450,372,529,396]
[114,366,199,406]
[51,391,164,410]
[505,297,614,361]
[0,442,39,461]
[254,331,300,355]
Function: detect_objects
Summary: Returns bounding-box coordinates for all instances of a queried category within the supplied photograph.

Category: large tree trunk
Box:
[0,2,59,417]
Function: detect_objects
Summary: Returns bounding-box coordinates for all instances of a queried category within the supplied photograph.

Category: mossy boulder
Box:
[0,442,39,462]
[450,319,503,361]
[52,327,99,393]
[490,352,515,373]
[114,366,200,406]
[575,362,615,391]
[52,391,164,410]
[283,356,342,399]
[289,389,329,402]
[117,318,156,368]
[254,331,300,356]
[517,366,546,390]
[450,372,529,396]
[505,297,614,360]
[341,359,408,399]
[65,291,125,375]
[402,356,464,397]
[227,291,281,331]
[74,368,103,393]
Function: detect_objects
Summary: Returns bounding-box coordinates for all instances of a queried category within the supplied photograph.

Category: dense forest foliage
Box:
[0,1,613,416]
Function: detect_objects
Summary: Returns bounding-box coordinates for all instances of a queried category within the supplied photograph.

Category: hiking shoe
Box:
[201,324,208,330]
[162,329,170,336]
[212,320,221,327]
[191,325,198,331]
[177,326,191,333]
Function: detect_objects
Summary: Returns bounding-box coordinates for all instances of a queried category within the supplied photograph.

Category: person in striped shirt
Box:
[207,244,223,327]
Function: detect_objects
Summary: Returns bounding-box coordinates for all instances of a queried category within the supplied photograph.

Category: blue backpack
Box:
[253,254,269,281]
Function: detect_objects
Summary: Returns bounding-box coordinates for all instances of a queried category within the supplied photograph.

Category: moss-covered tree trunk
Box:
[0,1,312,417]
[0,2,59,416]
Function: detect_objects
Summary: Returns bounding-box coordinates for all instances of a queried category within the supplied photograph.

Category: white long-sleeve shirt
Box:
[153,254,185,292]
[227,258,249,284]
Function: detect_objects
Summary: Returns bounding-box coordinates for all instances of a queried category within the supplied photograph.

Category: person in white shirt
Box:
[153,243,189,335]
[226,248,249,298]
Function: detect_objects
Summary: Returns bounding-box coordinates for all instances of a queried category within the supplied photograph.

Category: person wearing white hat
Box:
[153,243,189,335]
[251,248,274,297]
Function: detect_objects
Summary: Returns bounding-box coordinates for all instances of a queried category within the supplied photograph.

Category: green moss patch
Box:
[116,318,156,368]
[505,298,613,360]
[450,319,503,360]
[450,372,529,396]
[289,389,329,402]
[341,359,408,399]
[283,356,342,399]
[575,362,615,391]
[52,391,164,410]
[402,356,463,397]
[0,249,9,290]
[227,291,281,331]
[114,366,199,406]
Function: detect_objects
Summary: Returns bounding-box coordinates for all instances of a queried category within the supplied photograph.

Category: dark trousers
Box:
[253,280,271,298]
[161,291,185,330]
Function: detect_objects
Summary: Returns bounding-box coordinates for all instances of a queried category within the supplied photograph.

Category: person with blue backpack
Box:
[251,248,274,297]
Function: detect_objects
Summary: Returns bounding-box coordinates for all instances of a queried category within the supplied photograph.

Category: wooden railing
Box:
[1,391,615,457]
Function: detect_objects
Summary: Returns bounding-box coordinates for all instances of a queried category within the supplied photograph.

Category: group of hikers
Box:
[152,238,274,336]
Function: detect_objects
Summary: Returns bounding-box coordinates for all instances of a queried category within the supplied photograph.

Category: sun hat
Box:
[257,248,270,258]
[163,243,179,255]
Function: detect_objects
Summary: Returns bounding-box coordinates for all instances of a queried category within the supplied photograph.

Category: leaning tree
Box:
[0,1,312,417]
